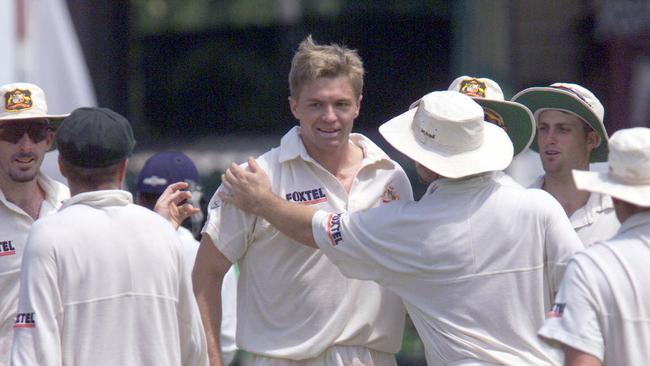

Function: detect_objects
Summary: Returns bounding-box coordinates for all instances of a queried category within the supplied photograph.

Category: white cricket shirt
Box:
[539,211,650,365]
[177,226,238,365]
[312,172,584,365]
[530,176,619,247]
[0,173,68,365]
[11,190,208,366]
[203,127,413,360]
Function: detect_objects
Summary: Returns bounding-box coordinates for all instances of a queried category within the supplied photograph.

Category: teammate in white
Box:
[512,83,619,247]
[219,91,584,365]
[538,127,650,366]
[10,107,208,366]
[193,36,413,366]
[0,83,70,366]
[136,151,238,365]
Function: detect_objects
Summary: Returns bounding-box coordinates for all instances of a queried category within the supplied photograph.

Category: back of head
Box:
[56,107,136,187]
[288,35,364,100]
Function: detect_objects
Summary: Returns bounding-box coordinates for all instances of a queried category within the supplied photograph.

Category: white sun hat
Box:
[1,82,69,122]
[572,127,650,207]
[379,90,513,179]
[448,76,535,157]
[512,82,609,162]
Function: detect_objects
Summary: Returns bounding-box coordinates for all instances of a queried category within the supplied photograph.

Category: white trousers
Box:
[246,345,397,366]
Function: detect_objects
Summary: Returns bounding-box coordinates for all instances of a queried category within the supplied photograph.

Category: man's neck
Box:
[542,171,591,217]
[307,141,364,193]
[0,176,46,220]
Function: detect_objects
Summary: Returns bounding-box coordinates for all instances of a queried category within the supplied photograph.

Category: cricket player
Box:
[135,151,238,365]
[447,75,535,187]
[512,83,620,246]
[0,82,70,366]
[192,36,413,366]
[10,107,208,366]
[220,91,584,365]
[539,127,650,365]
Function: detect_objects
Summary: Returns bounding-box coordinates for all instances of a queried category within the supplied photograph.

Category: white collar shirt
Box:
[0,173,69,364]
[530,175,620,247]
[203,126,413,360]
[11,190,208,366]
[539,211,650,365]
[312,172,584,365]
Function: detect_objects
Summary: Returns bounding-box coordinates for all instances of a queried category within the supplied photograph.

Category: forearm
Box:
[193,268,225,366]
[256,193,318,248]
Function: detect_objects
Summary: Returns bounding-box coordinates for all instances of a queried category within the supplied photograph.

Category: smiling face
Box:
[290,76,361,160]
[536,110,599,176]
[0,119,53,185]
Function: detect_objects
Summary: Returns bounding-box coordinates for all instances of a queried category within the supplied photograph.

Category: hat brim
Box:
[512,87,608,162]
[573,170,650,207]
[472,98,535,157]
[379,108,513,179]
[0,112,69,122]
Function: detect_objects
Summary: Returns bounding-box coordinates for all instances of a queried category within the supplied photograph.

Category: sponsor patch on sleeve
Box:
[14,312,36,328]
[546,303,566,318]
[327,213,344,246]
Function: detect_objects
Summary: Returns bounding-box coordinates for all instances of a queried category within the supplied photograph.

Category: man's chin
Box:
[9,170,39,183]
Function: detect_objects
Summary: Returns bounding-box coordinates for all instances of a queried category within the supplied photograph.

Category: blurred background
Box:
[2,0,649,364]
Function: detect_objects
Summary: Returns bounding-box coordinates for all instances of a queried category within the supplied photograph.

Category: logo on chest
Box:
[285,187,328,205]
[0,240,16,257]
[14,312,36,328]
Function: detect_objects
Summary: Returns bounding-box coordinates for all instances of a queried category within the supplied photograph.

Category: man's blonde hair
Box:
[288,35,364,100]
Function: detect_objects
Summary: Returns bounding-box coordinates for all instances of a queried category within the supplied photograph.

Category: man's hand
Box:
[154,181,201,229]
[219,157,274,216]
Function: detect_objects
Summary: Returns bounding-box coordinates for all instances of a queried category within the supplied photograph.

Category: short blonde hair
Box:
[288,35,364,100]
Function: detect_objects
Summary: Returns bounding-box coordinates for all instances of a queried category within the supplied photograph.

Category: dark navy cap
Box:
[136,151,199,194]
[56,107,136,168]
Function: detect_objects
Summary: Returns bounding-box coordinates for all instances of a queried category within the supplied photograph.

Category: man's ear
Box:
[289,96,299,120]
[587,130,600,152]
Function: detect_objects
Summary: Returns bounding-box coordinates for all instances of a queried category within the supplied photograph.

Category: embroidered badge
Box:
[459,78,487,98]
[381,185,400,203]
[4,88,33,112]
[483,108,507,131]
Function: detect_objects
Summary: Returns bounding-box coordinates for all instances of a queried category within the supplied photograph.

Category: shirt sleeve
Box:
[311,198,419,284]
[10,224,63,366]
[202,184,257,263]
[538,256,604,362]
[176,238,209,366]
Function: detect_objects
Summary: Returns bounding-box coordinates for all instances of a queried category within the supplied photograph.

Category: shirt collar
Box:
[618,211,650,235]
[426,171,497,195]
[0,172,69,216]
[277,126,392,167]
[60,189,132,211]
[570,191,614,229]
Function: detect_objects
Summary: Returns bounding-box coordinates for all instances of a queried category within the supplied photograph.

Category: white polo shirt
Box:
[539,211,650,365]
[177,226,238,365]
[530,176,619,247]
[0,173,69,365]
[311,172,584,365]
[203,126,413,361]
[11,190,208,366]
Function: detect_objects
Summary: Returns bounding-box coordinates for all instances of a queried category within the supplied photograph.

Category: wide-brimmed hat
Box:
[448,76,534,156]
[511,82,608,162]
[573,127,650,207]
[379,90,513,179]
[1,82,69,123]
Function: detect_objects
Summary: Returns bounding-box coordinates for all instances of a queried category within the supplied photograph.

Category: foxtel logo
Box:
[327,213,343,246]
[14,312,36,328]
[285,188,327,205]
[0,240,16,256]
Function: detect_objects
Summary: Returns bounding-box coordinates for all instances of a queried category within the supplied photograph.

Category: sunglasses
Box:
[0,121,51,144]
